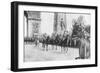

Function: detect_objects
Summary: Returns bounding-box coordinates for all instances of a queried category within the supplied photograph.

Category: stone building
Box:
[54,12,66,35]
[24,11,41,38]
[24,11,67,38]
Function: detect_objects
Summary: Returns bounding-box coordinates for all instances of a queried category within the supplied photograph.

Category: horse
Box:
[50,33,58,50]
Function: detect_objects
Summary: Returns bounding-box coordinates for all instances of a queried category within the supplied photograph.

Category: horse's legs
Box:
[42,43,45,51]
[55,45,57,50]
[61,46,63,52]
[52,45,54,50]
[65,47,68,53]
[46,44,48,51]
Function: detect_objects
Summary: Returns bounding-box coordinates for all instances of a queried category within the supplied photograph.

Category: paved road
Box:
[24,44,79,62]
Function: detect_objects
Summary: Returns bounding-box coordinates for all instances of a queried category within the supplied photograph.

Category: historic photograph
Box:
[11,2,97,71]
[24,11,91,62]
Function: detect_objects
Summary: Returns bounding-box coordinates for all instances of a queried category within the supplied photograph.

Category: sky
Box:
[40,12,54,36]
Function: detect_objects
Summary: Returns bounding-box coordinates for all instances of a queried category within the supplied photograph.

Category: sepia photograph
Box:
[24,11,91,62]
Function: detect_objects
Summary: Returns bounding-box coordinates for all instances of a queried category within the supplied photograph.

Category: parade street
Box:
[24,44,79,62]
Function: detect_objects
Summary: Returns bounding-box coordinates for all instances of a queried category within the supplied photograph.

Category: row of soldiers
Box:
[39,31,79,49]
